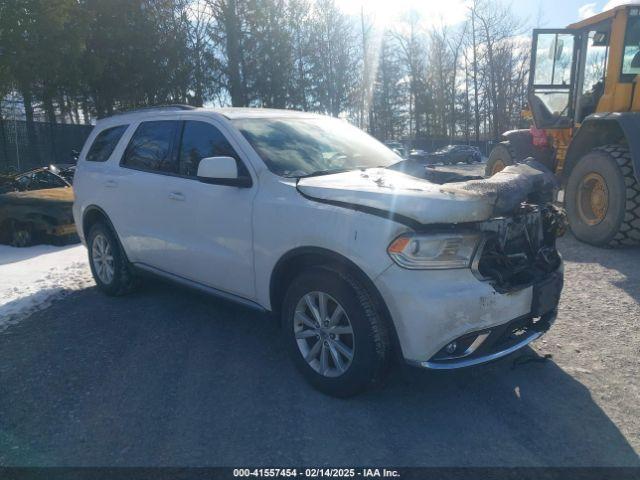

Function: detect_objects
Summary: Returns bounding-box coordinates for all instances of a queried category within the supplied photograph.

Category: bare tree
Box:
[391,11,427,137]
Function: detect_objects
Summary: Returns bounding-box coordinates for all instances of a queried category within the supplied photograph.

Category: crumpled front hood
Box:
[297,162,556,225]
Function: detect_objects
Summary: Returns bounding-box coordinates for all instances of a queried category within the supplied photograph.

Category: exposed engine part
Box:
[476,203,563,292]
[542,203,568,239]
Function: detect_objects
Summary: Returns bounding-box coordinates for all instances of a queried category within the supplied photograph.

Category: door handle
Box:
[168,192,185,201]
[104,179,118,188]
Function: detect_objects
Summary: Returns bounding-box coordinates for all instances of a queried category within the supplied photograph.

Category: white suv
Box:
[73,106,565,396]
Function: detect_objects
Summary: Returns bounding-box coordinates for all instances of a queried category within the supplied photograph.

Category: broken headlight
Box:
[387,233,481,270]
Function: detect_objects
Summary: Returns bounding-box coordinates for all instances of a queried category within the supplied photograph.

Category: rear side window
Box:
[178,121,242,177]
[86,125,128,162]
[122,121,179,173]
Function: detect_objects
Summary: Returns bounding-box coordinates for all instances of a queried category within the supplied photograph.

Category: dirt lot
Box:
[0,234,638,466]
[535,235,640,451]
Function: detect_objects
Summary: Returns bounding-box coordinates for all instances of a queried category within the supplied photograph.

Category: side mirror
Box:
[197,156,252,188]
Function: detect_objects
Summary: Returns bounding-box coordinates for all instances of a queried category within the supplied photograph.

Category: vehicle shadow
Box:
[0,280,637,467]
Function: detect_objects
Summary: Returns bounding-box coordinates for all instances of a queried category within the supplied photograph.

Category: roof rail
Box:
[100,104,197,119]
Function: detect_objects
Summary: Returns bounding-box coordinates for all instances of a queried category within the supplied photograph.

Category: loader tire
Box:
[565,144,640,247]
[485,142,514,177]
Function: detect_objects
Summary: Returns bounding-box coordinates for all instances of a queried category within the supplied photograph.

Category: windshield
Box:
[232,117,401,177]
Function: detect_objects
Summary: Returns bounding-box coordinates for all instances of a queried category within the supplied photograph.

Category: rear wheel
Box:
[9,221,33,247]
[565,144,640,246]
[282,267,390,397]
[87,222,139,295]
[485,142,514,177]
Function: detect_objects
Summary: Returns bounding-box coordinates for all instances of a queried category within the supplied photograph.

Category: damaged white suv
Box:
[73,106,565,396]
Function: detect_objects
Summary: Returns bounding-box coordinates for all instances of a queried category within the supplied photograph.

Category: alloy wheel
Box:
[293,291,355,378]
[92,234,115,284]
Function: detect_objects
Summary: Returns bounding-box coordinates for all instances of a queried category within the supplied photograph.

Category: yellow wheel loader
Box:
[486,4,640,246]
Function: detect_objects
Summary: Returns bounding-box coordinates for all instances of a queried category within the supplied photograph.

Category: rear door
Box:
[115,119,181,268]
[529,29,580,128]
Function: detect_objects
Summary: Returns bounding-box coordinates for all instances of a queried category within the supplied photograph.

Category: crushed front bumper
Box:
[416,308,557,369]
[375,261,563,368]
[416,268,562,370]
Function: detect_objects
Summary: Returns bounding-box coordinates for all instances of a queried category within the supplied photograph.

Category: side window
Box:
[178,121,244,177]
[86,125,128,162]
[32,171,68,189]
[622,14,640,80]
[122,121,179,174]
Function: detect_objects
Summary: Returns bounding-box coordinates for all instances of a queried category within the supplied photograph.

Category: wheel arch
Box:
[82,205,130,260]
[269,247,402,357]
[82,205,114,239]
[564,113,640,183]
[501,129,554,168]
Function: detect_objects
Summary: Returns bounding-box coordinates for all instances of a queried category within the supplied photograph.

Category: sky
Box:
[335,0,640,29]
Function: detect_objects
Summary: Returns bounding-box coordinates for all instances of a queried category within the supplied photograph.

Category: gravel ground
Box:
[0,234,638,466]
[535,235,640,451]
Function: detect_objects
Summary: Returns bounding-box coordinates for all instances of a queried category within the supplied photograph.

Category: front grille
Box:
[475,203,564,292]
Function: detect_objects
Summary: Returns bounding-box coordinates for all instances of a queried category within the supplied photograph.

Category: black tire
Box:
[485,141,514,177]
[9,221,33,247]
[565,144,640,247]
[282,267,391,397]
[87,222,139,296]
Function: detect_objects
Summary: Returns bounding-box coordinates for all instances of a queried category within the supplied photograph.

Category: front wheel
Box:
[282,267,391,397]
[565,145,640,246]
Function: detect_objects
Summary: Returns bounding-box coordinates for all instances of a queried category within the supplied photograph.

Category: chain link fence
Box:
[0,120,93,173]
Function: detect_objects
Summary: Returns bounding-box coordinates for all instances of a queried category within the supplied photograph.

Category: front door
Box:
[161,119,257,300]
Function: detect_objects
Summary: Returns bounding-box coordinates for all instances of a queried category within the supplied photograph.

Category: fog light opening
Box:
[445,341,458,355]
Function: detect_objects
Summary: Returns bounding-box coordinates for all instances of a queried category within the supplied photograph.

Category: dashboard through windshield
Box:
[232,117,401,177]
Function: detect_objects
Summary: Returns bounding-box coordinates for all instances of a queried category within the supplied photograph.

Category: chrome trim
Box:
[466,332,491,354]
[415,330,544,370]
[433,332,491,361]
[470,235,491,282]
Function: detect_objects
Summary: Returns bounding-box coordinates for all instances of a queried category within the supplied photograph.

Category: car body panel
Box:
[297,168,496,224]
[374,263,536,362]
[0,187,76,241]
[73,107,563,368]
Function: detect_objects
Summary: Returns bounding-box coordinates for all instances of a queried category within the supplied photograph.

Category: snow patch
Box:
[0,244,93,331]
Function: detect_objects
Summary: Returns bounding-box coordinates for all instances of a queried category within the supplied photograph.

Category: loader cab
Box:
[528,5,640,130]
[529,23,613,128]
[529,29,579,129]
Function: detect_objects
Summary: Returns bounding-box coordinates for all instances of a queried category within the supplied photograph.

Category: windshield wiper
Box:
[291,167,358,179]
